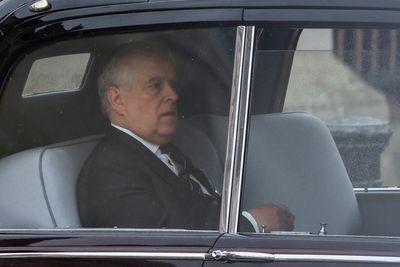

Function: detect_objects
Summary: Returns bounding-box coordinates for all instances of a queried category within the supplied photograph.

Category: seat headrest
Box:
[243,112,361,234]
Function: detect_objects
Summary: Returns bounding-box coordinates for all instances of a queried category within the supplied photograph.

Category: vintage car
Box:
[2,0,400,266]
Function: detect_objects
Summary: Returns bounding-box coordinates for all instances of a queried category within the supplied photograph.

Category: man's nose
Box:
[165,82,179,101]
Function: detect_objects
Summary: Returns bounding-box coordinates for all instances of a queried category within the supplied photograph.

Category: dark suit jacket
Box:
[77,126,222,229]
[77,126,254,230]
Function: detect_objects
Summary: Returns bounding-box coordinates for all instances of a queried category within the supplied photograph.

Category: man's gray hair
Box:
[98,39,176,115]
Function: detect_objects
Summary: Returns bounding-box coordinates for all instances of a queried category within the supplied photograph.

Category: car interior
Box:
[0,28,236,228]
[0,26,397,237]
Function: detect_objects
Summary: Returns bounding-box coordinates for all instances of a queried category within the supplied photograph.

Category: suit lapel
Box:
[107,127,189,228]
[109,127,180,184]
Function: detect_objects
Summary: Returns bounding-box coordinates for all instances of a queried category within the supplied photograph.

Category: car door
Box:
[205,4,400,266]
[0,1,245,266]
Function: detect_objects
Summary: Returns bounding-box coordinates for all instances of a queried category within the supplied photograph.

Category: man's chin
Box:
[161,129,176,139]
[160,118,177,130]
[154,135,173,145]
[155,128,176,144]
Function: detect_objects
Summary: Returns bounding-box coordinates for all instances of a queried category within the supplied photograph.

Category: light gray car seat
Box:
[0,112,361,234]
[187,112,362,235]
[0,136,101,228]
[0,122,222,228]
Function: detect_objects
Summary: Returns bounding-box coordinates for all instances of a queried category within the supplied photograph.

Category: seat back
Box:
[0,122,220,229]
[173,121,224,191]
[0,136,101,228]
[188,112,362,234]
[0,113,359,233]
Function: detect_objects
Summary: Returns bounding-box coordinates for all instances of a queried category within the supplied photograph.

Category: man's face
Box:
[113,55,178,144]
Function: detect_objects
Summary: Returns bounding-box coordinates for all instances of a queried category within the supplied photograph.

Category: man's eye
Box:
[171,81,179,92]
[149,81,163,91]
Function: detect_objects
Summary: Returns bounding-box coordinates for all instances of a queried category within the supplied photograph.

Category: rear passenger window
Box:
[22,53,91,97]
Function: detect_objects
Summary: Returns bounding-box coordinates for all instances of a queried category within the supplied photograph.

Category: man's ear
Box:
[106,86,126,116]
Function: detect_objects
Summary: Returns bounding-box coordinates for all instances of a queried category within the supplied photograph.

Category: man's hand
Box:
[249,204,295,232]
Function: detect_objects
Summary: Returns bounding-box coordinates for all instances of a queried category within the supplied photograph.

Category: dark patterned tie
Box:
[160,144,206,195]
[160,143,221,229]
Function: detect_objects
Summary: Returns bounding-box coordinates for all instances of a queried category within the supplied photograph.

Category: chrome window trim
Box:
[220,26,255,233]
[220,25,245,232]
[2,251,400,264]
[210,251,400,263]
[354,187,400,193]
[0,228,219,233]
[275,254,400,264]
[0,252,206,260]
[228,26,255,233]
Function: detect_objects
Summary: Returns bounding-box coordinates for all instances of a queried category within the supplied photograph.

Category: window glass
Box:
[22,53,91,97]
[285,29,395,188]
[0,27,237,230]
[241,27,400,237]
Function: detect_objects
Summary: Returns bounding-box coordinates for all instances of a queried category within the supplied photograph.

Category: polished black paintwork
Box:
[0,231,220,267]
[0,231,221,249]
[205,234,400,266]
[2,0,400,95]
[214,233,400,255]
[204,234,400,267]
[2,0,400,266]
[4,0,400,33]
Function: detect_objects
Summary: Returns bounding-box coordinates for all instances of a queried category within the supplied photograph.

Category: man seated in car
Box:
[77,39,295,232]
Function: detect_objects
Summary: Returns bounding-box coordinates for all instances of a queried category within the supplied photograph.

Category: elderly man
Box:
[77,40,294,231]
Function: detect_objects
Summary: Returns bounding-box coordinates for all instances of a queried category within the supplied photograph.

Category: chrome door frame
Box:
[220,25,256,233]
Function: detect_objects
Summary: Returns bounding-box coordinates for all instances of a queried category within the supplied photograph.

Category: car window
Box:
[0,27,237,230]
[285,28,395,189]
[239,27,400,237]
[22,53,91,97]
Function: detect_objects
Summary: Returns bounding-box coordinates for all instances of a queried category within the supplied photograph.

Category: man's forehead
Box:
[129,55,176,77]
[128,53,174,67]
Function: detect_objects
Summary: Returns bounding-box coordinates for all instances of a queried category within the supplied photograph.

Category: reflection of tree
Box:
[35,22,83,37]
[334,29,400,124]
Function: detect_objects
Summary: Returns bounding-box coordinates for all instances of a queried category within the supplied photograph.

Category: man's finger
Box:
[276,204,289,211]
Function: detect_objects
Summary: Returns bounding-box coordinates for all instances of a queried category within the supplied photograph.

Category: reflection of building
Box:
[286,29,388,123]
[334,30,399,74]
[334,29,400,124]
[285,29,400,186]
[333,29,400,186]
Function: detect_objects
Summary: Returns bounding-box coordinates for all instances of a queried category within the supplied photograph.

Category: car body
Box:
[1,0,400,266]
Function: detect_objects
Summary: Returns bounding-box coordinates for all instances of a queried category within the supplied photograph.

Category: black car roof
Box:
[2,0,400,35]
[3,0,400,20]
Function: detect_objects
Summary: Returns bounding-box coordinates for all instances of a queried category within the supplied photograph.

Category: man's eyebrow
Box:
[146,76,177,84]
[145,76,162,84]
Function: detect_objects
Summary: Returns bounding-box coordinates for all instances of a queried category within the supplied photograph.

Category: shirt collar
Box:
[111,123,159,154]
